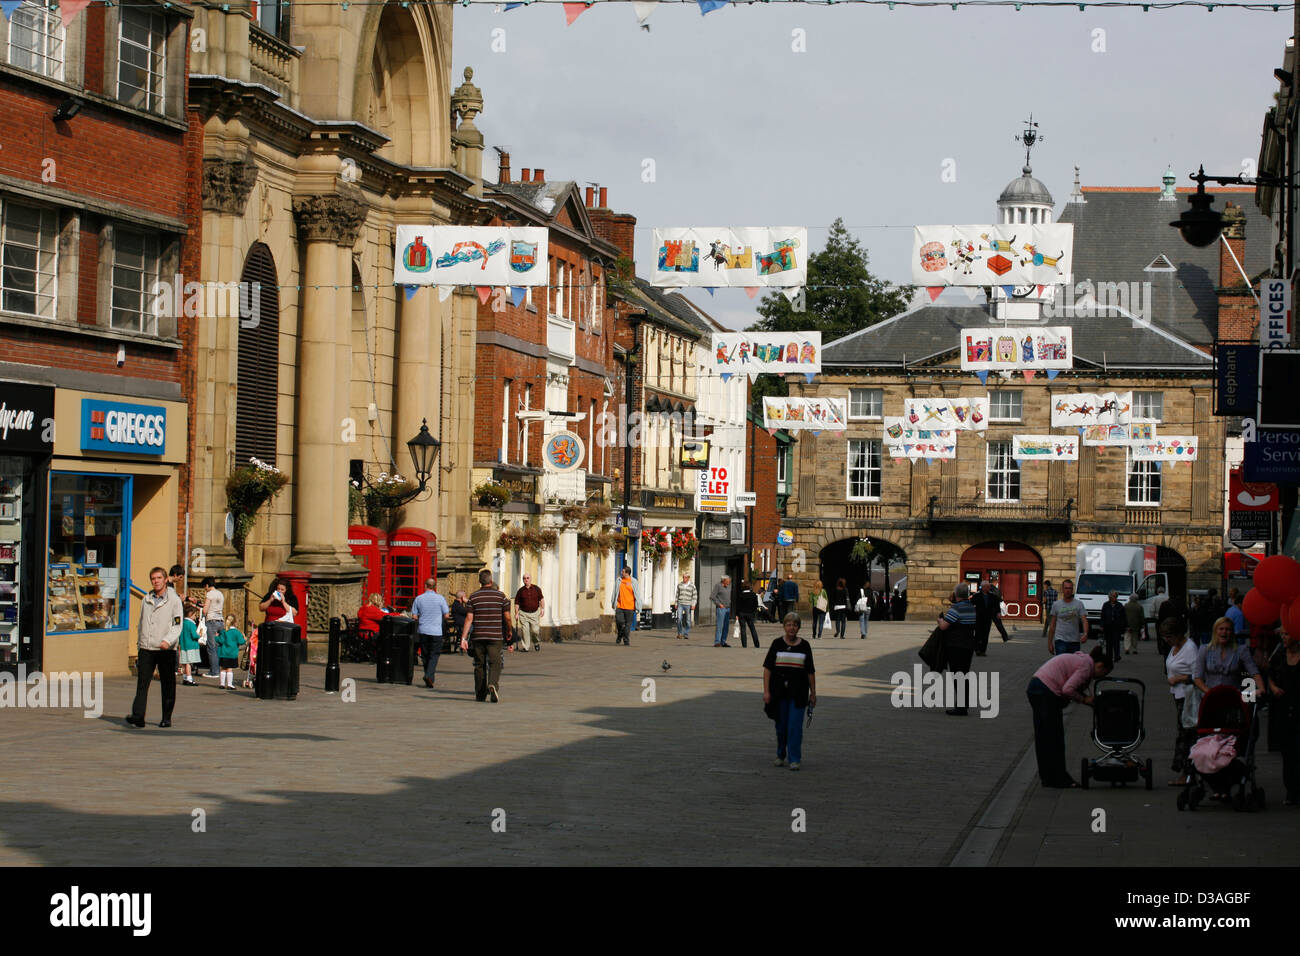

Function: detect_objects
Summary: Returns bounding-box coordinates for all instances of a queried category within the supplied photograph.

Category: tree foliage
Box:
[747,218,912,403]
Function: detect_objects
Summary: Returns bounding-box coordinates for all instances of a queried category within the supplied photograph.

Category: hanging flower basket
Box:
[672,530,698,561]
[560,503,585,525]
[497,526,525,551]
[474,480,512,510]
[226,457,289,558]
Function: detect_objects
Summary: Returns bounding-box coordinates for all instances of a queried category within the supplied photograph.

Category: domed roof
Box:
[998,165,1054,206]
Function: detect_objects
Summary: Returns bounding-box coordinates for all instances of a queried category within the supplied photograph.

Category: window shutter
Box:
[235,243,280,468]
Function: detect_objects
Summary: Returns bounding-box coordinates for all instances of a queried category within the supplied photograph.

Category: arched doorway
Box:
[960,541,1044,620]
[1155,545,1187,602]
[818,537,908,612]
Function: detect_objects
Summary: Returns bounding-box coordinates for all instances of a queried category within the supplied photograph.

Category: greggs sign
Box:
[81,399,166,455]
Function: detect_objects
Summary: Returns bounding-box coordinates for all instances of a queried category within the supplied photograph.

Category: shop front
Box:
[640,490,696,629]
[45,390,188,676]
[0,381,55,671]
[698,514,746,627]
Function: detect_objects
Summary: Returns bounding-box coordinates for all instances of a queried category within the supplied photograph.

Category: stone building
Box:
[783,164,1263,623]
[469,163,623,640]
[0,0,200,674]
[187,2,487,644]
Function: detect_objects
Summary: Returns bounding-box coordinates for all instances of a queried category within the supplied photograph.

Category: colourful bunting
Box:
[404,285,417,301]
[632,0,658,23]
[476,286,492,304]
[1046,369,1059,380]
[705,288,716,296]
[564,2,590,24]
[1002,285,1015,297]
[0,1,24,18]
[745,286,759,299]
[697,0,727,13]
[976,370,989,386]
[437,285,454,302]
[927,286,943,302]
[510,286,527,308]
[804,373,815,384]
[58,0,91,28]
[1024,370,1036,380]
[1036,285,1045,296]
[720,372,732,383]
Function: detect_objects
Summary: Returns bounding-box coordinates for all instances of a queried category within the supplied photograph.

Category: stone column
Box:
[193,157,260,603]
[287,194,369,649]
[435,288,481,571]
[393,282,442,533]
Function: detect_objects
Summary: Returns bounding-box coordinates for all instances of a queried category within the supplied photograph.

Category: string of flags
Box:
[2,0,1287,30]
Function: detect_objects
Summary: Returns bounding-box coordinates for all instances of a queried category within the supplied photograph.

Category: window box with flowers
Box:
[226,457,289,558]
[474,481,512,510]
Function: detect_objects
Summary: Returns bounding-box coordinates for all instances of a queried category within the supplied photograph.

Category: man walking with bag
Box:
[463,569,512,702]
[127,566,184,728]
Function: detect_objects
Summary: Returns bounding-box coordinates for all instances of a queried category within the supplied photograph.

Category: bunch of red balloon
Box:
[1243,555,1300,634]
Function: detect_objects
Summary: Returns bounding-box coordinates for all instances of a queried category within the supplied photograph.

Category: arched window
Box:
[235,242,280,468]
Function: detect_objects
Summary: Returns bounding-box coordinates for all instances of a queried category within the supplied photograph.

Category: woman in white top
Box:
[200,576,225,678]
[1164,616,1200,786]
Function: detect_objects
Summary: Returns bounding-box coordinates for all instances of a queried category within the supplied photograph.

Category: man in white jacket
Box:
[127,566,184,728]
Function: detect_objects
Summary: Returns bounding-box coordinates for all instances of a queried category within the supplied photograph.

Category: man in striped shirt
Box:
[463,569,513,703]
[675,573,697,639]
[936,582,978,716]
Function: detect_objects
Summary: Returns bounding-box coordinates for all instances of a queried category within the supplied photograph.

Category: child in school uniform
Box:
[179,607,203,685]
[216,614,247,689]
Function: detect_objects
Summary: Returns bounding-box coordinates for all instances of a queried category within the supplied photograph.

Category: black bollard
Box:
[325,616,341,693]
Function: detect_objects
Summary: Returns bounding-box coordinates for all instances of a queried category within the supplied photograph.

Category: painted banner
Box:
[1012,435,1079,461]
[960,326,1073,373]
[711,332,821,381]
[902,397,989,431]
[762,397,846,432]
[884,416,957,459]
[1082,423,1133,446]
[1130,437,1198,461]
[653,228,807,288]
[1050,392,1134,427]
[394,226,549,286]
[913,224,1074,287]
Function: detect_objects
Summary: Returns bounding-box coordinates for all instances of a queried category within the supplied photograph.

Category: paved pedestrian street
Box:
[1,622,1295,866]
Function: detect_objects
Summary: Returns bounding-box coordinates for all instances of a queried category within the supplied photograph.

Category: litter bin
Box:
[376,615,417,685]
[255,620,301,700]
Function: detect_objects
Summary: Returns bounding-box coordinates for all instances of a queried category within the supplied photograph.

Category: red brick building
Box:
[746,410,794,586]
[470,157,623,637]
[0,0,199,673]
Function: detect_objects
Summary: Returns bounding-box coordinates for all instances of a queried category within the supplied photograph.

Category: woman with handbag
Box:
[855,588,871,639]
[810,579,828,640]
[829,578,849,639]
[1164,616,1200,786]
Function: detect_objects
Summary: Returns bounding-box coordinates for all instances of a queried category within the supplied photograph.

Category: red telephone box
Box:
[386,528,438,611]
[347,525,389,602]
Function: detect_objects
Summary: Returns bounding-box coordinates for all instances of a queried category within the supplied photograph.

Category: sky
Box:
[452,2,1290,330]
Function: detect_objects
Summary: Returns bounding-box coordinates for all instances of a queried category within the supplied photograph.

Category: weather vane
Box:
[1015,115,1043,169]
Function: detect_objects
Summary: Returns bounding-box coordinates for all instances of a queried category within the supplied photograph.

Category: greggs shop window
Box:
[46,474,131,633]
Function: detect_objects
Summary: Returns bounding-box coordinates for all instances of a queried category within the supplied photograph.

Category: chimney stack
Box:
[521,168,531,183]
[497,150,511,186]
[534,168,545,184]
[598,187,608,208]
[1219,201,1247,288]
[1215,200,1256,342]
[585,186,594,207]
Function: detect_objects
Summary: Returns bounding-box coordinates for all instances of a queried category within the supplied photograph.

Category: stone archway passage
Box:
[818,536,908,618]
[960,541,1044,620]
[1155,545,1188,602]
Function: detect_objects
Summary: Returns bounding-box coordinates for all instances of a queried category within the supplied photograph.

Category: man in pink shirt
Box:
[1026,645,1113,788]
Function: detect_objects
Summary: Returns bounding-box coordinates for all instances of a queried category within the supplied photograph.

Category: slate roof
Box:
[822,301,1212,372]
[1058,187,1272,346]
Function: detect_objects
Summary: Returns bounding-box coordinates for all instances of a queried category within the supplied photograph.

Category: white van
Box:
[1073,542,1168,625]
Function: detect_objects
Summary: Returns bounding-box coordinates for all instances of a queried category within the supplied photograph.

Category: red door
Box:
[959,542,1043,621]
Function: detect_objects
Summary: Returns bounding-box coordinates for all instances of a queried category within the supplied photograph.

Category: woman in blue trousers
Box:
[763,614,817,771]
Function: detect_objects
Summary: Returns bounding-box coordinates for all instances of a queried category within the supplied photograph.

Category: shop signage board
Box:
[1261,278,1291,349]
[1215,344,1257,416]
[80,400,166,455]
[695,465,730,513]
[0,383,54,454]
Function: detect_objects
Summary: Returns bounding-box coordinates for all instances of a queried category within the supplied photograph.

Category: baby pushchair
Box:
[1177,684,1265,812]
[1081,677,1153,789]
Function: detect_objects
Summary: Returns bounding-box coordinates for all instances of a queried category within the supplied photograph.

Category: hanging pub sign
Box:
[394,226,549,287]
[0,383,54,454]
[762,397,846,432]
[912,224,1074,287]
[959,327,1072,373]
[680,439,710,469]
[542,430,585,472]
[653,227,807,289]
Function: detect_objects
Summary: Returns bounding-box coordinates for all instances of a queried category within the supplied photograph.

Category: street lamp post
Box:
[350,418,441,508]
[621,313,646,570]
